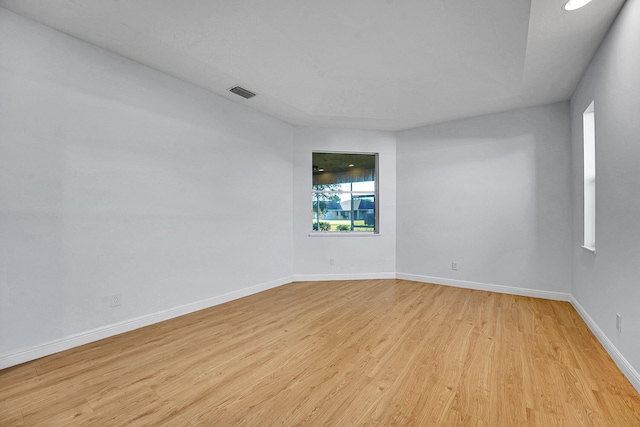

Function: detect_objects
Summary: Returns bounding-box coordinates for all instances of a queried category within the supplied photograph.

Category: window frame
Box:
[582,101,596,253]
[311,151,379,235]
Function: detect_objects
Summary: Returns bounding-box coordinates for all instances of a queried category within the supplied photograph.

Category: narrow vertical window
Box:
[583,101,596,252]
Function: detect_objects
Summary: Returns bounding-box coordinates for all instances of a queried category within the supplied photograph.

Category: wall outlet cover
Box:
[110,293,122,307]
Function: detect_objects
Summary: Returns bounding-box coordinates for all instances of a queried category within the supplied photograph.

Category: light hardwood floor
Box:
[2,279,640,426]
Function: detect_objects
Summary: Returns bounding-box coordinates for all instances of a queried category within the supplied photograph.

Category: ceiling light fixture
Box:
[348,164,355,167]
[563,0,594,11]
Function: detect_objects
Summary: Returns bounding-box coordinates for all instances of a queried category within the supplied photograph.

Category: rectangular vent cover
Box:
[229,86,257,99]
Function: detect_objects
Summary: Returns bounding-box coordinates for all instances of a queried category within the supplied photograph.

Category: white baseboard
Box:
[396,273,571,302]
[0,276,293,370]
[292,272,397,282]
[570,296,640,394]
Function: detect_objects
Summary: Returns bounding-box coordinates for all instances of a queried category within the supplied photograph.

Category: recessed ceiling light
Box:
[348,164,355,167]
[318,168,324,172]
[563,0,594,11]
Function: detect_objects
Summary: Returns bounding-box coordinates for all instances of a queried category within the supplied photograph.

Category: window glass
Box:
[312,152,378,233]
[583,101,595,251]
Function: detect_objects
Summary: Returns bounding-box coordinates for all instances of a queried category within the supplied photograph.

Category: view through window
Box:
[312,152,378,233]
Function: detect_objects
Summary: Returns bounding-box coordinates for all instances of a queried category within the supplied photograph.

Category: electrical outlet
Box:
[452,262,458,271]
[330,258,335,266]
[616,313,622,332]
[109,293,122,307]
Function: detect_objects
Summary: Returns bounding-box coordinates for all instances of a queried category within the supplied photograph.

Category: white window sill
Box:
[582,245,596,254]
[308,232,381,237]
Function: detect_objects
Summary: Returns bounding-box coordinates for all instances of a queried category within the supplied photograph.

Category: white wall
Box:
[0,8,293,364]
[570,0,640,388]
[396,103,573,298]
[292,128,396,279]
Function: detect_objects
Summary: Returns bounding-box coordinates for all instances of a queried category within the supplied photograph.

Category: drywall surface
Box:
[397,103,572,294]
[292,128,396,279]
[570,0,640,382]
[0,8,293,358]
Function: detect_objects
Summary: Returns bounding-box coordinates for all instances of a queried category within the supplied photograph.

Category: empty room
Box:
[1,0,640,425]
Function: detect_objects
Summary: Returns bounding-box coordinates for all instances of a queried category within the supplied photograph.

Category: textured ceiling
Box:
[0,0,625,131]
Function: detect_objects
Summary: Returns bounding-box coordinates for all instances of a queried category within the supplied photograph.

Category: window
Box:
[312,152,378,233]
[583,101,596,252]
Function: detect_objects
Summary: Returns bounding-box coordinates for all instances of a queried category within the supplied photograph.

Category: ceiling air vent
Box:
[229,85,257,99]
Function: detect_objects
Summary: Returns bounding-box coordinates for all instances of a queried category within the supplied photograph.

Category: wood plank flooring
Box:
[2,279,640,426]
